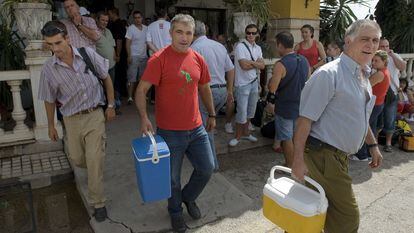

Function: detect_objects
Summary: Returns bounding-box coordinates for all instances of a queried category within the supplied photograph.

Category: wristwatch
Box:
[76,22,82,28]
[107,103,115,109]
[367,143,378,148]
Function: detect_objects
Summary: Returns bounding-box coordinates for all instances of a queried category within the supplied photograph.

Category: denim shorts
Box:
[127,56,147,83]
[274,114,296,141]
[235,80,259,124]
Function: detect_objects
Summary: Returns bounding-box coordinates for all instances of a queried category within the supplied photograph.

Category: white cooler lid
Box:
[264,177,328,217]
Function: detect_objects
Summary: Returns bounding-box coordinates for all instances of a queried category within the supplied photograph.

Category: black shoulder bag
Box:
[78,47,107,109]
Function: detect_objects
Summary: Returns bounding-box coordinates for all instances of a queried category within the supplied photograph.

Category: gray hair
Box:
[170,14,195,32]
[344,19,382,40]
[194,20,206,37]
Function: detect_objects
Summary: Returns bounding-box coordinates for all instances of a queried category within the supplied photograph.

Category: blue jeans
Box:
[378,96,398,134]
[199,86,227,170]
[157,126,214,217]
[356,104,384,160]
[108,67,121,109]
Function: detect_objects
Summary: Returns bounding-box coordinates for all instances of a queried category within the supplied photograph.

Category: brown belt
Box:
[73,106,99,116]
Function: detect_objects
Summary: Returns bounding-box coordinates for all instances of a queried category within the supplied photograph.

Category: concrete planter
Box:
[233,12,256,41]
[13,2,52,50]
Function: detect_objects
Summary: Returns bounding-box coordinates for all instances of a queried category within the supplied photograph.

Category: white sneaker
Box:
[127,97,133,105]
[224,123,234,134]
[407,116,414,122]
[348,155,369,162]
[248,122,256,131]
[228,138,239,147]
[241,134,258,142]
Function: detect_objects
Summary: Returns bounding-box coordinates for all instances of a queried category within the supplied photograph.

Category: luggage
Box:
[399,135,414,152]
[131,133,171,203]
[263,166,328,233]
[261,120,275,139]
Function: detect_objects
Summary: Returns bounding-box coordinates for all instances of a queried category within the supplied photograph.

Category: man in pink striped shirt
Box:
[61,0,100,49]
[39,20,115,222]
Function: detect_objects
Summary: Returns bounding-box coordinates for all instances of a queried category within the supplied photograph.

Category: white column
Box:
[7,80,29,133]
[26,55,63,141]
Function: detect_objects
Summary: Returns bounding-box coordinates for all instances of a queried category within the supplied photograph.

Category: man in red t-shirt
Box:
[135,14,216,233]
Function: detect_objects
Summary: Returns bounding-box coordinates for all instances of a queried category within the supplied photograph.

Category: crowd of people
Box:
[37,0,410,232]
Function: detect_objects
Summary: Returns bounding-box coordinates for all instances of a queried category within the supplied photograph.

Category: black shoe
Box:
[170,214,187,233]
[383,145,393,153]
[183,201,201,220]
[94,207,107,222]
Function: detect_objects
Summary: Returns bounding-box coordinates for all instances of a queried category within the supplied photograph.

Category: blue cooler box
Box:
[132,133,171,203]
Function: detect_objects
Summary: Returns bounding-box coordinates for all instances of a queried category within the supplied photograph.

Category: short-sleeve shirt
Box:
[141,46,211,130]
[234,39,263,87]
[299,53,376,154]
[191,35,234,85]
[96,28,116,69]
[125,24,148,58]
[146,19,171,50]
[38,46,109,116]
[61,16,101,50]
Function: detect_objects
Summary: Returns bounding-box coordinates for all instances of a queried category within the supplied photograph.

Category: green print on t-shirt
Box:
[178,70,193,95]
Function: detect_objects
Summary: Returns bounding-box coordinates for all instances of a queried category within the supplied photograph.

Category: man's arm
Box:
[267,62,285,93]
[291,116,313,181]
[365,126,383,168]
[389,51,407,71]
[226,69,235,103]
[126,38,132,64]
[147,42,158,53]
[135,80,154,134]
[103,75,115,121]
[77,24,100,41]
[198,83,216,132]
[44,101,58,141]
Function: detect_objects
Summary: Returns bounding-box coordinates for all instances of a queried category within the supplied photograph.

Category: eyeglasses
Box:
[246,31,257,35]
[41,26,66,36]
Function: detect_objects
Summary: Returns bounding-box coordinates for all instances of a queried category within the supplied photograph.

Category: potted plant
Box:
[1,0,52,51]
[224,0,272,40]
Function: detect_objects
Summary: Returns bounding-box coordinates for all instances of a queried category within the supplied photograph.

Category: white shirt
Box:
[388,53,403,94]
[125,24,148,58]
[234,39,263,87]
[146,19,171,50]
[191,36,234,85]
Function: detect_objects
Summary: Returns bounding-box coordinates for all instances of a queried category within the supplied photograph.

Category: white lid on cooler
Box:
[263,166,328,217]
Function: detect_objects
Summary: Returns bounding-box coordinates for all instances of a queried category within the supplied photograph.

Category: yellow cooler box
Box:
[263,166,328,233]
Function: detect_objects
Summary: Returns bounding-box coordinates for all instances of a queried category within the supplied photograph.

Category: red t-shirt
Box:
[372,68,391,105]
[297,40,319,67]
[141,46,211,130]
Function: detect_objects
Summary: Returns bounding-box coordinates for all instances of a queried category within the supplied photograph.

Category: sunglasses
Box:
[246,31,257,35]
[41,26,66,36]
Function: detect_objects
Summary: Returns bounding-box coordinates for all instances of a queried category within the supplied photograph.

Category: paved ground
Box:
[74,104,414,233]
[2,103,414,233]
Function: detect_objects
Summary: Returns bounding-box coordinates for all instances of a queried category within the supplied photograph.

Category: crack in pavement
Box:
[107,217,134,233]
[363,170,414,212]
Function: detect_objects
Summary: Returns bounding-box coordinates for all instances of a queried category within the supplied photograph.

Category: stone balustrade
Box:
[0,70,34,145]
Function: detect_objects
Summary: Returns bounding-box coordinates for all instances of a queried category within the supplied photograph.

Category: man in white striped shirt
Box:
[38,20,115,223]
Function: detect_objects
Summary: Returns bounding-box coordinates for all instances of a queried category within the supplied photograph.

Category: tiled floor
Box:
[0,151,70,179]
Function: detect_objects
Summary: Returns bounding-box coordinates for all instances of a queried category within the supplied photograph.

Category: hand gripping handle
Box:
[270,165,326,212]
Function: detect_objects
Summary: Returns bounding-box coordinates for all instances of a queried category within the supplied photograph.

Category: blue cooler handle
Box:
[271,165,326,213]
[145,132,160,164]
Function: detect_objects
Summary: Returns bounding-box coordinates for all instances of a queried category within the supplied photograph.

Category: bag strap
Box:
[78,47,102,86]
[242,42,255,61]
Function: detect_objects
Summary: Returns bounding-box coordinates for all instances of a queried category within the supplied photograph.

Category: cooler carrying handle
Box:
[146,132,160,164]
[270,165,326,212]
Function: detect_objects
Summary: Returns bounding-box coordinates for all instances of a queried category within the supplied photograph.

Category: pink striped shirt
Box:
[38,46,109,116]
[61,16,101,50]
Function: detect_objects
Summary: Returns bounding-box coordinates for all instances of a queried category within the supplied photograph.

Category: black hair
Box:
[301,24,314,38]
[245,24,259,34]
[41,20,68,37]
[275,31,294,49]
[132,10,142,17]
